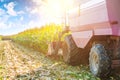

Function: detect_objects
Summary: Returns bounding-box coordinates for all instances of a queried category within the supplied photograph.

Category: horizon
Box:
[0,0,67,36]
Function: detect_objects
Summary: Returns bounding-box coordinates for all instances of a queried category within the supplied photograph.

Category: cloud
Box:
[0,22,7,29]
[0,22,13,29]
[0,8,5,16]
[4,2,17,16]
[17,11,25,14]
[20,16,23,21]
[4,2,25,16]
[0,19,26,35]
[0,15,19,31]
[32,0,45,6]
[28,20,40,28]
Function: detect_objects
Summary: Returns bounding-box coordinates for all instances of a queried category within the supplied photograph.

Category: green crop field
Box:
[12,24,65,54]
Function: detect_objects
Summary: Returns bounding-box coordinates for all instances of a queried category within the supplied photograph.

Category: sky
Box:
[0,0,89,35]
[0,0,67,35]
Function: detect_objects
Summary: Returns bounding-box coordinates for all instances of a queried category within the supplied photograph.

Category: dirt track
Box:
[0,41,120,80]
[0,40,100,80]
[0,41,46,79]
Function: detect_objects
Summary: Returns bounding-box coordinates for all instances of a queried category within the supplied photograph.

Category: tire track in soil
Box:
[3,41,43,79]
[0,41,100,80]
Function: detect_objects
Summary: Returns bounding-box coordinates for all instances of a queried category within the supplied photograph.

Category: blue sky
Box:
[0,0,42,35]
[0,0,57,35]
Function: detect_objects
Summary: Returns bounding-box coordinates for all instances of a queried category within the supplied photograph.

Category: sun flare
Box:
[42,0,74,24]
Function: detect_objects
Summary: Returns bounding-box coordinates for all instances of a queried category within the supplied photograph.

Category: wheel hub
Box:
[92,53,99,72]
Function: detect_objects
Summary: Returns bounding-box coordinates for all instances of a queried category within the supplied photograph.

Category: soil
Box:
[0,40,119,80]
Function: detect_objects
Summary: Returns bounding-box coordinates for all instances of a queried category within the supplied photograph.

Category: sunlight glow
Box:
[46,0,73,17]
[42,0,74,24]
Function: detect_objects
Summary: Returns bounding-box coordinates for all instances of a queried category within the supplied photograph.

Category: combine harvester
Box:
[48,0,120,77]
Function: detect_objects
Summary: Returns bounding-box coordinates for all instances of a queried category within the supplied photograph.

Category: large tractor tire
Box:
[89,44,111,77]
[62,35,88,66]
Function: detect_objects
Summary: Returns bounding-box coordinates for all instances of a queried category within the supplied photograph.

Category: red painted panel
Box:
[71,30,93,48]
[69,0,120,48]
[70,21,111,32]
[94,28,112,35]
[69,1,108,29]
[106,0,120,36]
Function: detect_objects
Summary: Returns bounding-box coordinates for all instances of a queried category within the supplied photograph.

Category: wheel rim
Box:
[90,44,111,77]
[91,52,99,73]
